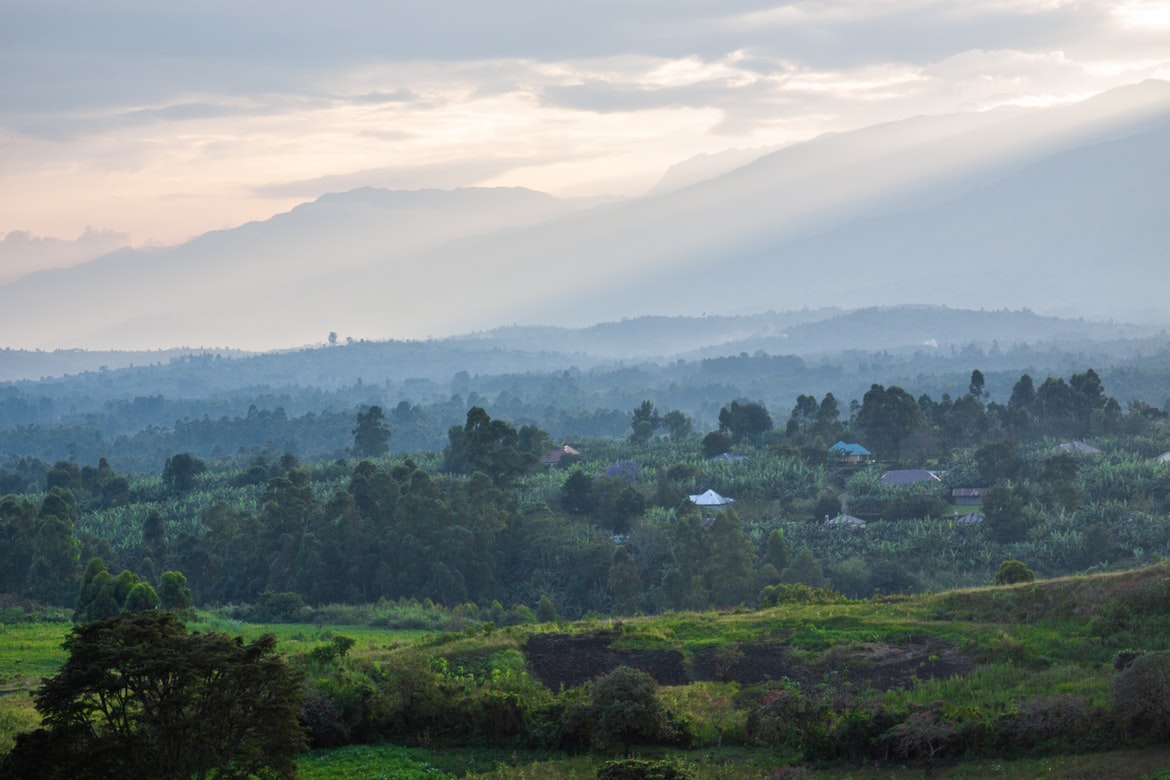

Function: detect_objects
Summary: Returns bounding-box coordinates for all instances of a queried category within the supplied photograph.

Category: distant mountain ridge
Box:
[2,305,1164,384]
[1,81,1169,351]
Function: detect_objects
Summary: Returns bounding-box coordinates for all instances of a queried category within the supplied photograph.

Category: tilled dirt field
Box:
[523,630,975,690]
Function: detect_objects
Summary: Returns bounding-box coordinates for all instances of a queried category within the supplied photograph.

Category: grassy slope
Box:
[5,563,1170,775]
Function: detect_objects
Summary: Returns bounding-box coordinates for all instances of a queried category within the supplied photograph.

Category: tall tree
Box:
[718,400,773,443]
[161,453,206,493]
[662,410,693,442]
[630,400,661,444]
[855,384,923,457]
[352,405,392,458]
[2,612,305,780]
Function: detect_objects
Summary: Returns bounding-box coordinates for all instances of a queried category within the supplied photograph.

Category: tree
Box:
[630,401,661,444]
[718,400,773,443]
[983,484,1033,543]
[444,407,535,483]
[855,384,923,457]
[661,410,692,442]
[700,431,733,459]
[158,570,195,620]
[561,470,594,515]
[161,453,206,493]
[575,666,675,753]
[352,405,391,458]
[787,394,819,437]
[968,369,986,400]
[2,611,305,780]
[1009,373,1036,412]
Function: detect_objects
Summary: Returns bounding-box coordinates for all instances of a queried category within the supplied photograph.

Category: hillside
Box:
[2,82,1169,351]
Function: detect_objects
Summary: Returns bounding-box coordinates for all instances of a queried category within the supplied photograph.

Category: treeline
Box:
[2,366,1170,620]
[3,338,1170,473]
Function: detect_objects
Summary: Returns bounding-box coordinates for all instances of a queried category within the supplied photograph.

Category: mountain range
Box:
[2,79,1169,352]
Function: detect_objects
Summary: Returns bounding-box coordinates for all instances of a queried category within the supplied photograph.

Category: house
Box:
[1055,441,1101,454]
[688,489,734,508]
[879,469,941,486]
[825,513,866,527]
[540,445,580,467]
[951,488,987,506]
[829,441,872,463]
[708,453,749,463]
[953,511,984,524]
[1156,452,1170,464]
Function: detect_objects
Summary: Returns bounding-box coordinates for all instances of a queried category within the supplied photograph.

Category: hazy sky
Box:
[2,0,1169,275]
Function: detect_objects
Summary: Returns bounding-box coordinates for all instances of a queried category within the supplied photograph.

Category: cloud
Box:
[0,228,131,284]
[2,0,1168,250]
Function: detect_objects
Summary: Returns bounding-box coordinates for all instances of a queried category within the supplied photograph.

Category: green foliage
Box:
[299,744,452,779]
[157,570,195,620]
[353,405,392,458]
[444,407,539,483]
[1113,651,1170,740]
[161,452,206,493]
[994,559,1036,585]
[597,758,694,780]
[700,431,732,459]
[562,666,680,753]
[2,611,305,779]
[717,401,773,444]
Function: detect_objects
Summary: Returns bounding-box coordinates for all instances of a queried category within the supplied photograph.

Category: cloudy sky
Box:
[2,0,1168,280]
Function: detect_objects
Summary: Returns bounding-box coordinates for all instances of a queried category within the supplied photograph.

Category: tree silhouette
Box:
[2,611,305,780]
[352,405,392,458]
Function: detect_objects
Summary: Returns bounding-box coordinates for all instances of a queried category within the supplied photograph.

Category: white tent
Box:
[688,489,734,506]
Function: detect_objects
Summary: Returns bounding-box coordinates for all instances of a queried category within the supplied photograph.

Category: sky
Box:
[2,0,1169,283]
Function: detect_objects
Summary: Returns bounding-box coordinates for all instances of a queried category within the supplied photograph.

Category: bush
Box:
[561,666,681,753]
[993,559,1035,585]
[597,758,693,780]
[747,686,832,756]
[995,694,1101,754]
[1113,650,1170,740]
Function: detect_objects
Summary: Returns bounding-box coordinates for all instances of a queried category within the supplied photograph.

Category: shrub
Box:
[995,694,1100,754]
[1113,650,1170,740]
[993,559,1035,585]
[746,685,832,756]
[561,666,681,754]
[881,702,958,773]
[597,758,694,780]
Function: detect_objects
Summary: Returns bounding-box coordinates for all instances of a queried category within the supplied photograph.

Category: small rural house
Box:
[829,441,872,463]
[951,488,987,506]
[879,469,941,486]
[708,453,749,463]
[1055,441,1101,454]
[688,489,734,508]
[825,513,866,527]
[540,445,580,467]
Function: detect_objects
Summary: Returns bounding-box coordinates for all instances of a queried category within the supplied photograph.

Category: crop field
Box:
[296,745,1170,779]
[0,616,71,692]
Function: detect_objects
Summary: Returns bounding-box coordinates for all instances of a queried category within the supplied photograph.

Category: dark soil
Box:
[524,631,689,688]
[523,631,976,691]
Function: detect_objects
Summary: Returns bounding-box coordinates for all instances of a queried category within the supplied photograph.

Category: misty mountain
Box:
[3,305,1164,386]
[663,116,1170,324]
[2,81,1168,351]
[0,187,598,350]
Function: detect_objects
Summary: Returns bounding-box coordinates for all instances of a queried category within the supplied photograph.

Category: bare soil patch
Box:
[523,631,975,691]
